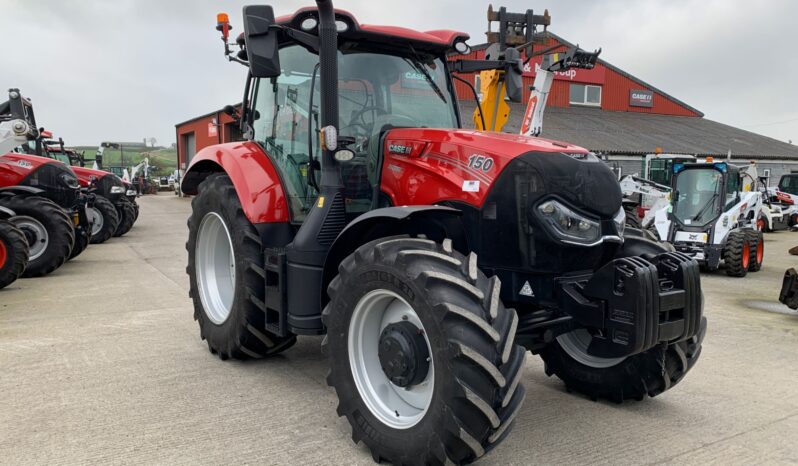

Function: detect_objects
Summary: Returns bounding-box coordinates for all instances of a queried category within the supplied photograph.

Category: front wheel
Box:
[88,196,120,244]
[747,230,764,272]
[323,236,526,465]
[186,173,295,360]
[0,219,29,289]
[724,230,750,277]
[113,199,136,237]
[540,317,707,402]
[0,196,75,278]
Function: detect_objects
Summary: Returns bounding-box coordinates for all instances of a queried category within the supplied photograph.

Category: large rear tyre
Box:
[724,230,750,277]
[539,317,706,402]
[113,199,136,237]
[0,220,29,289]
[88,196,119,244]
[0,196,75,278]
[323,236,526,465]
[187,174,296,360]
[747,230,764,272]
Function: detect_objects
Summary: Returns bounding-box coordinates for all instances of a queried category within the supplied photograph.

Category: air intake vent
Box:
[317,193,346,246]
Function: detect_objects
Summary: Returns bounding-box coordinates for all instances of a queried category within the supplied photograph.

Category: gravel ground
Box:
[1,194,797,465]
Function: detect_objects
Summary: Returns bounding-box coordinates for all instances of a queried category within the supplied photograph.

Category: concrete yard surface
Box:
[2,194,798,465]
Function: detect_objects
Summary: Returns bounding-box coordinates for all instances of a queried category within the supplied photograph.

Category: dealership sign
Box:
[522,56,605,84]
[629,89,654,107]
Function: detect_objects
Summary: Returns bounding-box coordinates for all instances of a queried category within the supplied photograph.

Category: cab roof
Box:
[276,7,469,52]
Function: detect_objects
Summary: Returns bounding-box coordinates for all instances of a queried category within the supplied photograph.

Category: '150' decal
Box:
[468,154,494,172]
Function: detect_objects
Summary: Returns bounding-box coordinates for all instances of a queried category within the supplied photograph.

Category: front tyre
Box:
[186,173,295,360]
[0,220,29,289]
[323,237,526,465]
[540,317,707,402]
[88,196,120,244]
[724,230,750,277]
[0,196,75,278]
[113,199,136,237]
[747,230,764,272]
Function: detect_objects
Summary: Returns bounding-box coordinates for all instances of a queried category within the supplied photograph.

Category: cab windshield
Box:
[779,174,798,195]
[672,168,723,226]
[251,43,458,222]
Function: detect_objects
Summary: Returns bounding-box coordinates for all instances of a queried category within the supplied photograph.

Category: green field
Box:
[73,146,177,176]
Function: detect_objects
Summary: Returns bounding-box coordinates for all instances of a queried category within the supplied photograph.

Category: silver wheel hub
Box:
[348,289,434,429]
[13,216,48,261]
[556,329,626,369]
[88,207,104,236]
[195,212,236,325]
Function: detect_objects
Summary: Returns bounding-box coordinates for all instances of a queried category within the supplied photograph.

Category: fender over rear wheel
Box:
[323,236,526,465]
[0,220,29,289]
[187,173,296,360]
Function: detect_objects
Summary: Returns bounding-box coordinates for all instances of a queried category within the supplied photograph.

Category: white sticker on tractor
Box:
[519,281,534,297]
[17,160,32,169]
[462,180,480,192]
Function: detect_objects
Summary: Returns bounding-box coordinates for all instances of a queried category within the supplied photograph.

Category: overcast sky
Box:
[3,0,795,147]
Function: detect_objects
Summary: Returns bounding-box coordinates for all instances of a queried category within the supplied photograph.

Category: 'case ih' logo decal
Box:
[388,144,412,155]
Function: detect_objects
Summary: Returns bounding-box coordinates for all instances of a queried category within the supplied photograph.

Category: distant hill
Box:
[73,146,177,176]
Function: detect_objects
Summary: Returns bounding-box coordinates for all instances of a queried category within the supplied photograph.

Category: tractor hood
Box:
[70,166,114,188]
[381,128,621,217]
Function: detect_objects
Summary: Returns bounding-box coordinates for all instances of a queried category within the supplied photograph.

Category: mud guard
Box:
[0,205,15,219]
[180,142,290,224]
[321,206,467,307]
[0,185,45,196]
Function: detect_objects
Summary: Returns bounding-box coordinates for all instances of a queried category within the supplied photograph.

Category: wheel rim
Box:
[348,289,434,429]
[88,207,104,236]
[556,329,626,369]
[12,216,48,261]
[756,239,764,264]
[757,218,766,231]
[742,242,750,269]
[195,212,236,325]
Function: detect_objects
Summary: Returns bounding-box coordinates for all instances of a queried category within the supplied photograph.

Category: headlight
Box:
[537,200,601,245]
[126,189,137,196]
[59,172,80,189]
[110,186,125,194]
[613,207,626,236]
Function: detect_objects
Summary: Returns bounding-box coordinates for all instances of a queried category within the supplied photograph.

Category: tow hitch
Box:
[558,252,702,359]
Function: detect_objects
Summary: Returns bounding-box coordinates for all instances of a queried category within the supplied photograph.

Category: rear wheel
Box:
[88,196,119,244]
[0,220,29,289]
[187,173,295,360]
[756,215,769,233]
[0,196,75,278]
[724,230,750,277]
[540,317,706,402]
[113,199,136,237]
[747,230,764,272]
[323,236,526,465]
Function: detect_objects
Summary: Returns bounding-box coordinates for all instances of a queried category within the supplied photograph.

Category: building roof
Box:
[459,101,798,160]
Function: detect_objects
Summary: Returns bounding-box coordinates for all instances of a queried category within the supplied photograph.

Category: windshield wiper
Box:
[692,192,719,221]
[406,45,447,104]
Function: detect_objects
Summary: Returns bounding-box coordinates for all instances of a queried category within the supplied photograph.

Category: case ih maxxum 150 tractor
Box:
[183,4,706,464]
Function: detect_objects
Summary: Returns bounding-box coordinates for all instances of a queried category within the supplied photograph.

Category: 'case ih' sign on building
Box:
[630,89,654,107]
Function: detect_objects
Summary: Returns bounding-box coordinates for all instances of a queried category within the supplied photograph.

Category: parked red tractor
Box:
[0,89,84,275]
[183,4,706,464]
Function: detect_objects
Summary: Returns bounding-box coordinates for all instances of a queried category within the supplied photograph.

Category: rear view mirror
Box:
[242,5,281,78]
[503,48,523,103]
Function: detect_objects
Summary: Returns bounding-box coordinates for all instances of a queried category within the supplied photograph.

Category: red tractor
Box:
[1,89,84,275]
[183,4,706,464]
